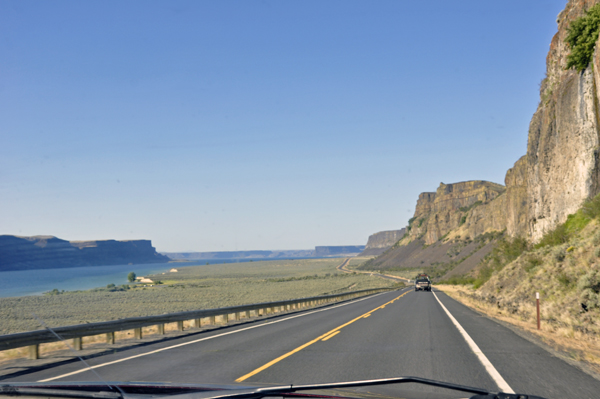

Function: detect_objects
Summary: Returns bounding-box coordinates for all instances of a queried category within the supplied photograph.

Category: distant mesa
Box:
[314,245,365,257]
[163,250,291,260]
[0,235,169,272]
[162,246,365,260]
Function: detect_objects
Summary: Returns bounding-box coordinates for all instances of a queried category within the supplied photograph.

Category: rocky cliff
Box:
[527,0,600,241]
[407,181,505,245]
[361,1,600,277]
[0,235,170,271]
[359,229,406,256]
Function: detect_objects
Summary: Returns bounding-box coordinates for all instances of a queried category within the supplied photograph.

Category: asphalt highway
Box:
[5,289,600,399]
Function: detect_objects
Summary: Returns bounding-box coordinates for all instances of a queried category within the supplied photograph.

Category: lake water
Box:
[0,257,325,298]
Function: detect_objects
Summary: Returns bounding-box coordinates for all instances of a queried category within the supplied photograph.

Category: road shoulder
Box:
[435,285,600,382]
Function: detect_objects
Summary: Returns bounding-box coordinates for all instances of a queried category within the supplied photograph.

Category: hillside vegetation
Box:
[460,194,600,339]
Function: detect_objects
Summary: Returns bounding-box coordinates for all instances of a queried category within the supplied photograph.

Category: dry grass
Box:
[436,219,600,375]
[471,221,600,338]
[438,284,600,375]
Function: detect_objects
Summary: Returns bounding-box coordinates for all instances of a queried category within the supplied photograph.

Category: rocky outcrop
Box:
[365,229,406,249]
[359,229,406,256]
[527,0,600,242]
[447,158,529,241]
[361,0,600,276]
[404,1,600,245]
[0,235,169,271]
[407,181,505,245]
[505,156,529,237]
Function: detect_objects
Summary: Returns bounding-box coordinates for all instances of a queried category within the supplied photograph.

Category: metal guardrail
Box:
[0,288,394,360]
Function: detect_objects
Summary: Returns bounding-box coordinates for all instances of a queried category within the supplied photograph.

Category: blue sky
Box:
[1,0,567,252]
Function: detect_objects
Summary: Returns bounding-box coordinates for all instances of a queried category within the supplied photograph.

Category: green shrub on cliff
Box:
[534,195,600,248]
[565,4,600,71]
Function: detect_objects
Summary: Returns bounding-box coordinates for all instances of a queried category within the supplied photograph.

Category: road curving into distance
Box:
[4,288,600,399]
[336,258,410,282]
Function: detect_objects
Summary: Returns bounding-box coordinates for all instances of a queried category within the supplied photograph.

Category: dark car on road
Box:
[415,276,431,292]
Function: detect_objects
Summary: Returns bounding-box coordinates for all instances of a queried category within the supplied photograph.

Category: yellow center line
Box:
[321,331,340,341]
[235,289,410,382]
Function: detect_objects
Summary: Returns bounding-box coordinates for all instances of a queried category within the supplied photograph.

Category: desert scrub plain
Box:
[0,258,397,335]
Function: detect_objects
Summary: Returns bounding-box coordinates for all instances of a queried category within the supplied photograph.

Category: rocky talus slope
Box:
[360,180,506,279]
[0,235,169,271]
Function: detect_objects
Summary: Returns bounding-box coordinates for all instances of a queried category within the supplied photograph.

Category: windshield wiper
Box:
[0,377,546,399]
[156,376,545,399]
[0,386,121,399]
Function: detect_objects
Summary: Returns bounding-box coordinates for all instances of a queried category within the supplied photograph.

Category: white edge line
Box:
[39,291,396,382]
[432,291,515,394]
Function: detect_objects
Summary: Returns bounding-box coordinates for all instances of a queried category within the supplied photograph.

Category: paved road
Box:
[4,289,600,398]
[337,259,409,282]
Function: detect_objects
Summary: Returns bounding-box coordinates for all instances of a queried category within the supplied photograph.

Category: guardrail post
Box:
[157,324,164,335]
[73,337,82,350]
[28,344,39,360]
[134,328,142,339]
[209,315,216,325]
[106,332,115,344]
[222,314,229,324]
[234,312,240,321]
[177,321,184,331]
[194,319,201,328]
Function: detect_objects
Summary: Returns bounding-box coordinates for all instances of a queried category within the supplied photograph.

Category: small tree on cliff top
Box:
[566,4,600,71]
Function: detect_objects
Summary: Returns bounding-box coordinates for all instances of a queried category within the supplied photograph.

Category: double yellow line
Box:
[235,289,410,382]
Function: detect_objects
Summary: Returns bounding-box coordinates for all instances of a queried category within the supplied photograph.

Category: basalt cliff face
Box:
[407,181,505,245]
[359,229,406,256]
[527,0,600,241]
[363,0,600,277]
[0,235,170,271]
